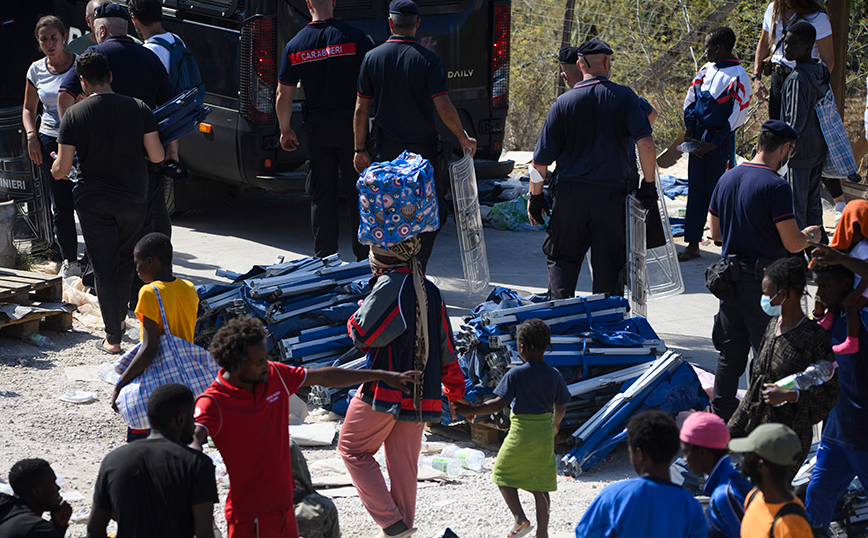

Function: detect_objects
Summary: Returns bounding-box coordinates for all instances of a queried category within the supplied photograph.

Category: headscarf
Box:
[829,200,868,251]
[369,236,429,416]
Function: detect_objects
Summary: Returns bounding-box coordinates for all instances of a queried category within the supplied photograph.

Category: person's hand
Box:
[111,385,122,414]
[694,141,717,157]
[354,150,372,174]
[636,180,659,210]
[50,501,72,528]
[753,78,768,102]
[27,136,42,164]
[461,136,477,158]
[380,370,422,394]
[280,129,298,151]
[74,92,86,103]
[449,397,473,420]
[527,193,550,226]
[762,383,796,406]
[810,242,846,266]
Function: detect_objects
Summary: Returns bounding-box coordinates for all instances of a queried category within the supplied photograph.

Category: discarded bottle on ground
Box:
[775,361,837,391]
[21,333,55,348]
[441,446,485,470]
[419,456,462,476]
[420,441,451,454]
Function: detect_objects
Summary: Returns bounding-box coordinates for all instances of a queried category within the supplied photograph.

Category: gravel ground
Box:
[0,317,635,538]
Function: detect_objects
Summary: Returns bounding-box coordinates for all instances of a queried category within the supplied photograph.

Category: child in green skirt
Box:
[453,319,569,538]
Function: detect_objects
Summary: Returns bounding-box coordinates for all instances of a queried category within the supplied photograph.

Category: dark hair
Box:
[627,410,680,465]
[706,27,736,52]
[75,49,111,86]
[757,130,790,153]
[516,318,551,354]
[786,21,817,47]
[8,459,52,496]
[128,0,162,26]
[135,232,173,266]
[812,262,854,287]
[34,16,67,39]
[209,316,267,373]
[148,383,194,430]
[765,256,807,297]
[682,441,729,462]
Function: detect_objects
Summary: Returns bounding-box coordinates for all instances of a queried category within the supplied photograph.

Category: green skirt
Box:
[492,412,557,492]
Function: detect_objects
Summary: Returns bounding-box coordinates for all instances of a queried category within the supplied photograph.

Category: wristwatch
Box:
[354,148,367,153]
[750,73,761,81]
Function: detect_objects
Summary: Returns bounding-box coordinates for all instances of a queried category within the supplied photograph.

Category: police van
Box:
[48,0,512,213]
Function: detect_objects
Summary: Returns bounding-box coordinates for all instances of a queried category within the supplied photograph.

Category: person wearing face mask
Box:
[727,256,838,482]
[707,119,820,422]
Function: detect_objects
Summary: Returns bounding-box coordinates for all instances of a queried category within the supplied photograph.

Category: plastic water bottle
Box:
[419,456,462,476]
[678,141,700,153]
[419,441,451,454]
[22,333,55,348]
[441,446,485,470]
[775,361,838,390]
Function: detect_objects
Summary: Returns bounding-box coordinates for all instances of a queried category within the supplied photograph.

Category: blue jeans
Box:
[38,134,78,262]
[805,441,868,529]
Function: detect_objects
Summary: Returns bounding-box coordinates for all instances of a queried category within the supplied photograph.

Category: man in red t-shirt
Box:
[191,316,420,538]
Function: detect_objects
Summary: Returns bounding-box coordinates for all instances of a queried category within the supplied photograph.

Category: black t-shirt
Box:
[59,35,171,109]
[278,19,374,115]
[93,437,218,538]
[57,93,157,203]
[357,36,448,145]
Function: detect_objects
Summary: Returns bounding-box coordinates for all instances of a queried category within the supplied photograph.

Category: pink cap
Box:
[679,412,730,450]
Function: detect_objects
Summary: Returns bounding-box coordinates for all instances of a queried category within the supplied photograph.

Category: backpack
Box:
[745,490,831,538]
[150,34,205,105]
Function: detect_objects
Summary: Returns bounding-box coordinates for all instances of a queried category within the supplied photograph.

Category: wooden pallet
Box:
[0,268,72,333]
[426,421,506,450]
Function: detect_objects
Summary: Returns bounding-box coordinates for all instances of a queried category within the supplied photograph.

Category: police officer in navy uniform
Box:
[528,39,658,299]
[276,0,375,262]
[352,0,477,271]
[707,119,821,421]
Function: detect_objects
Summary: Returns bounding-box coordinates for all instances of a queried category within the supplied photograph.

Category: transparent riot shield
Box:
[448,151,490,295]
[646,164,684,300]
[626,195,647,317]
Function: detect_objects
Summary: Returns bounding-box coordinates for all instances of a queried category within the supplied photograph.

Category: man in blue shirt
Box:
[352,0,476,271]
[276,0,374,262]
[574,410,707,538]
[680,412,752,538]
[805,256,868,530]
[707,119,819,421]
[528,39,658,299]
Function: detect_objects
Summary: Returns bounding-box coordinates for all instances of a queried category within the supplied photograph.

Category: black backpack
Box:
[745,490,831,538]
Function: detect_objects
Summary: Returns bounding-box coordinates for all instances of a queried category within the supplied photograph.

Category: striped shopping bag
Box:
[815,89,859,180]
[114,285,219,430]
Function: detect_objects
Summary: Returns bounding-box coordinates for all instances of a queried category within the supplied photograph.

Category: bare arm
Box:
[190,425,207,451]
[275,83,298,151]
[165,140,180,163]
[192,503,216,538]
[303,367,421,393]
[144,131,165,163]
[554,403,567,436]
[433,94,476,156]
[23,82,43,164]
[636,136,656,184]
[816,35,834,73]
[776,220,819,253]
[753,30,771,102]
[353,96,373,173]
[710,214,721,242]
[811,243,868,281]
[452,395,509,417]
[529,162,548,196]
[58,91,75,119]
[86,503,112,538]
[111,317,159,413]
[51,143,75,179]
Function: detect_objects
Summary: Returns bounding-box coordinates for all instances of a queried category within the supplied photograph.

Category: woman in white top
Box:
[752,0,834,120]
[22,16,80,278]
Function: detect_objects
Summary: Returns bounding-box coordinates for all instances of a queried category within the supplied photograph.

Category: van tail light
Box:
[240,15,277,126]
[492,3,510,109]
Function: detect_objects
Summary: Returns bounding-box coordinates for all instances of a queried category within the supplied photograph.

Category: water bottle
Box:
[419,456,462,477]
[420,441,451,454]
[22,333,55,348]
[678,141,700,153]
[441,446,485,470]
[775,361,838,391]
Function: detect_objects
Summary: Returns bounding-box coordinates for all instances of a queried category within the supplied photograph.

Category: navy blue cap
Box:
[558,46,580,64]
[389,0,421,15]
[577,39,614,56]
[94,3,130,20]
[761,119,798,140]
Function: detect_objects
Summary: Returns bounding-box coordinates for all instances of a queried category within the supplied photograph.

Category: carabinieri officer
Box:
[276,0,375,262]
[352,0,476,271]
[528,39,658,299]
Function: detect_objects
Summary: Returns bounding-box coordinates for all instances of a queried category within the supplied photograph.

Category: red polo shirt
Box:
[194,362,307,528]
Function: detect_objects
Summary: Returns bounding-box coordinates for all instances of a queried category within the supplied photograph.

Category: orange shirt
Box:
[740,488,814,538]
[135,278,199,343]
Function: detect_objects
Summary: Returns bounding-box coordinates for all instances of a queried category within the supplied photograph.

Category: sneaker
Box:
[59,260,82,279]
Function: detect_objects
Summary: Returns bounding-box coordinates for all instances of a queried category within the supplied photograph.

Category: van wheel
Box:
[163,175,205,216]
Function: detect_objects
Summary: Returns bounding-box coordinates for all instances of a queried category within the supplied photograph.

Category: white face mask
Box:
[778,144,791,176]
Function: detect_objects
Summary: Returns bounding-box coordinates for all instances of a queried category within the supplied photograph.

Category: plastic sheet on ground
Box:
[289,423,337,447]
[482,195,546,231]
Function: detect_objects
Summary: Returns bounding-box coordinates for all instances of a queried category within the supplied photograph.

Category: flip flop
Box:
[507,522,532,538]
[94,340,122,355]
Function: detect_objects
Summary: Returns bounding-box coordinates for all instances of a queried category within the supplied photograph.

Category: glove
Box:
[636,180,658,210]
[528,193,550,224]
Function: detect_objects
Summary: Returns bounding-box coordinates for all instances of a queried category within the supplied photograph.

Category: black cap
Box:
[761,119,798,140]
[94,3,130,20]
[389,0,421,15]
[577,39,614,56]
[558,46,580,65]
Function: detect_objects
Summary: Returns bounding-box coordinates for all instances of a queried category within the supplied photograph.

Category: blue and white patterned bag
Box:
[356,150,440,248]
[815,89,859,179]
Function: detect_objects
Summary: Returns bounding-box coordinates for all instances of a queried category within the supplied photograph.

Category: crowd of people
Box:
[3,0,868,537]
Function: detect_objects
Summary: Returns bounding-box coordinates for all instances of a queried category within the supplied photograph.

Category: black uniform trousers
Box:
[129,164,172,309]
[544,177,632,299]
[305,111,367,262]
[372,135,446,273]
[711,277,771,421]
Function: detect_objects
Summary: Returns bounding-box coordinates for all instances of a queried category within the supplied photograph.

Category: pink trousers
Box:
[338,395,424,529]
